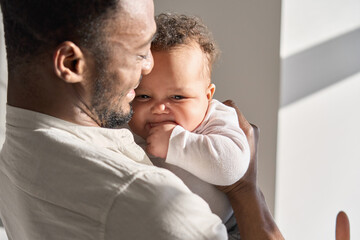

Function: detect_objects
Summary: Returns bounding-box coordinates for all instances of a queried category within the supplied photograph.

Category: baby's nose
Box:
[151,102,169,114]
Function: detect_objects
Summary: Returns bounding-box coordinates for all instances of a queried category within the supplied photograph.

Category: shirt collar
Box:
[6,105,152,165]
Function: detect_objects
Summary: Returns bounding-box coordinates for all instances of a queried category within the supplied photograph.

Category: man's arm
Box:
[219,100,284,240]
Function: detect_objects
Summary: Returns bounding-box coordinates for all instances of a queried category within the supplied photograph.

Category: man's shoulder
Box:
[1,118,168,219]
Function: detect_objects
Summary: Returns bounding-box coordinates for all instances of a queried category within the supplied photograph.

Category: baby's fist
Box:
[146,122,177,158]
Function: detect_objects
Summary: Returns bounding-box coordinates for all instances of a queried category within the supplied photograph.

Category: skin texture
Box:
[7,0,156,129]
[128,44,215,158]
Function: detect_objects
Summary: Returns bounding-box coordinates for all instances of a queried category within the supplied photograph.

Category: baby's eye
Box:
[172,95,185,100]
[136,95,151,101]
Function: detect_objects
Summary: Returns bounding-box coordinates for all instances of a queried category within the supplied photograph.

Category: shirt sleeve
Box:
[104,168,227,240]
[166,100,250,186]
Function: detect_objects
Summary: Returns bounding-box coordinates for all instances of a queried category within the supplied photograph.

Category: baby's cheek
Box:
[185,108,207,131]
[131,103,145,119]
[128,113,143,134]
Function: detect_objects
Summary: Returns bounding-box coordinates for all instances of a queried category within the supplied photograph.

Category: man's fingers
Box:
[250,123,259,134]
[223,99,259,145]
[223,99,252,129]
[222,99,235,107]
[223,99,258,139]
[249,123,260,143]
[336,211,350,240]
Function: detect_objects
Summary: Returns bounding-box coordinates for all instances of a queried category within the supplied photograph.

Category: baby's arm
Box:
[166,101,250,186]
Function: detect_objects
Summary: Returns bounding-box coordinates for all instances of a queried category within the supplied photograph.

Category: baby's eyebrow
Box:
[134,87,148,93]
[171,87,193,93]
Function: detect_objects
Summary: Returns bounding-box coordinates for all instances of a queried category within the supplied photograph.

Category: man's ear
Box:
[206,83,216,101]
[53,41,85,83]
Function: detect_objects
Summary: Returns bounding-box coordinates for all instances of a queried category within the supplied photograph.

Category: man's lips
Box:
[127,81,140,100]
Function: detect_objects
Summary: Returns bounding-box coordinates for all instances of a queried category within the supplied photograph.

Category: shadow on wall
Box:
[281,26,360,107]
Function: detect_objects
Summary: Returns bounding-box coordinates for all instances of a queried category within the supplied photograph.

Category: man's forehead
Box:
[107,0,155,35]
[101,0,155,47]
[119,0,154,19]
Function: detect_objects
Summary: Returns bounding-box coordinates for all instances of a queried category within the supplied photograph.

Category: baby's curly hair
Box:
[152,13,220,69]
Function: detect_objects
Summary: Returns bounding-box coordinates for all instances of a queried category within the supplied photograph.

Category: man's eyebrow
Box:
[139,31,157,49]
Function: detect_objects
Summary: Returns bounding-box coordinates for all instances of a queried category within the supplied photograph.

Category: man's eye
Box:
[139,55,148,60]
[138,51,150,60]
[172,95,185,100]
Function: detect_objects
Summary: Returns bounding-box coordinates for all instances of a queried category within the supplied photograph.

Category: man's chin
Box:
[101,107,133,129]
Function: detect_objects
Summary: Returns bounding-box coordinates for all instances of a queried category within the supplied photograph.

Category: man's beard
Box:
[91,67,133,129]
[96,106,133,129]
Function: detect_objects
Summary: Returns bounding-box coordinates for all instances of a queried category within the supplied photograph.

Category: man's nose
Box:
[141,51,154,75]
[151,101,169,114]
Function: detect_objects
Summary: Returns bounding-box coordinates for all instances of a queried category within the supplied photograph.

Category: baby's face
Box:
[128,45,215,139]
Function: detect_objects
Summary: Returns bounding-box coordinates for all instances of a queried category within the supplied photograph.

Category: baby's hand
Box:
[146,122,177,158]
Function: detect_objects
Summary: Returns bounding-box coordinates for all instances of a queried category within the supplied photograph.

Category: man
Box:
[0,0,283,239]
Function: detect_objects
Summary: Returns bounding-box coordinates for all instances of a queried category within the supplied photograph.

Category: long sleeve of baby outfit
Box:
[165,99,250,186]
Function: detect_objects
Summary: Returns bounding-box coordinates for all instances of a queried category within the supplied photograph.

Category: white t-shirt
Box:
[132,99,250,222]
[0,105,227,240]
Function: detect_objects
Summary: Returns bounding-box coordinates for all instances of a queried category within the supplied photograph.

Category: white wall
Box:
[281,0,360,57]
[276,0,360,239]
[277,73,360,239]
[154,0,282,214]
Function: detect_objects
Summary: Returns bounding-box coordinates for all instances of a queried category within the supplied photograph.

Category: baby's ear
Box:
[206,83,216,100]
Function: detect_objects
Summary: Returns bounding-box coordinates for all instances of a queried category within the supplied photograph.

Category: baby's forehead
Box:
[155,40,205,56]
[156,42,211,73]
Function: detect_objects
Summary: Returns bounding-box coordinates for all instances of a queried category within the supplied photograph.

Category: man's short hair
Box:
[0,0,119,66]
[152,13,220,68]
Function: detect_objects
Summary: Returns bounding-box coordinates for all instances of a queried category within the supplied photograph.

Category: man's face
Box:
[89,0,156,128]
[128,44,214,139]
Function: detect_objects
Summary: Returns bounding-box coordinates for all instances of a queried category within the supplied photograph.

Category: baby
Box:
[128,13,250,233]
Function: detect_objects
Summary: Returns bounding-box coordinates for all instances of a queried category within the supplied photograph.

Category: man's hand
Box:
[218,100,259,194]
[218,100,284,240]
[146,123,177,158]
